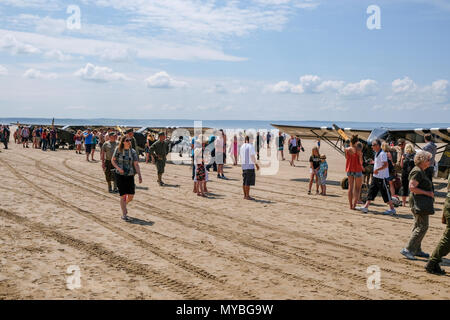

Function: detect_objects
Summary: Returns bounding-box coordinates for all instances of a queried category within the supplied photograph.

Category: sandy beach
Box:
[0,127,449,300]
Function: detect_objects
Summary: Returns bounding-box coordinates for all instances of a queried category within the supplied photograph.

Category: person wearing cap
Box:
[101,132,119,193]
[318,154,328,195]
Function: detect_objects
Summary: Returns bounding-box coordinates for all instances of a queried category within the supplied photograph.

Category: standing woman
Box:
[345,135,364,209]
[111,135,142,222]
[41,129,48,151]
[400,144,416,207]
[296,136,303,161]
[91,130,99,161]
[74,130,83,154]
[308,147,321,195]
[400,151,434,260]
[288,135,298,166]
[228,135,239,166]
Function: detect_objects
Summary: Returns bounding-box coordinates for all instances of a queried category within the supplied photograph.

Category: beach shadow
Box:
[290,178,341,186]
[136,186,149,190]
[220,177,239,181]
[321,194,340,198]
[161,183,180,188]
[127,217,154,226]
[250,198,273,204]
[371,212,413,220]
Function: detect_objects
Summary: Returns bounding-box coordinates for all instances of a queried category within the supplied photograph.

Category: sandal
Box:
[307,190,311,195]
[121,215,131,222]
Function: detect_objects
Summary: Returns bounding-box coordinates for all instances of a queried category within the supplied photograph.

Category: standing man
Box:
[356,139,397,215]
[423,134,437,185]
[256,132,261,160]
[83,128,94,162]
[101,132,118,193]
[426,173,450,275]
[240,135,260,200]
[49,126,57,151]
[2,125,9,149]
[148,132,171,186]
[22,126,30,148]
[278,132,285,161]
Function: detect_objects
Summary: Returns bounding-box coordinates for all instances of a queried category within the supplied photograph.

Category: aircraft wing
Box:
[386,128,450,144]
[270,124,372,141]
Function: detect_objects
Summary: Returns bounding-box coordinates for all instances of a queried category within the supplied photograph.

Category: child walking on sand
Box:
[318,154,328,195]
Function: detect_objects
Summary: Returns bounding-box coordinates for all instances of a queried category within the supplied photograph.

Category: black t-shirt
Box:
[309,155,321,169]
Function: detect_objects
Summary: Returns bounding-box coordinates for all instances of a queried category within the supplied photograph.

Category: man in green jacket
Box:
[149,132,182,186]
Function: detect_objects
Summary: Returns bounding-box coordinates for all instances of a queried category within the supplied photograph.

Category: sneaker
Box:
[425,261,446,275]
[383,209,396,215]
[415,251,430,258]
[356,206,368,214]
[400,248,417,260]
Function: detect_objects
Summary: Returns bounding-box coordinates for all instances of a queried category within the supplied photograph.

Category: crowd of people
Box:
[1,123,448,276]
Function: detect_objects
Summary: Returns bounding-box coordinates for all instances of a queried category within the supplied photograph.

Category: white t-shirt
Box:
[373,150,389,179]
[240,143,256,170]
[214,135,224,152]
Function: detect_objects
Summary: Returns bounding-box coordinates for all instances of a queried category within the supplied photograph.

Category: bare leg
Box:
[353,176,362,209]
[347,175,355,209]
[120,195,127,216]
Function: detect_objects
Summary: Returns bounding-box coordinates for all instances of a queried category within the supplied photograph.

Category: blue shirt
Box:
[318,161,328,177]
[84,132,93,145]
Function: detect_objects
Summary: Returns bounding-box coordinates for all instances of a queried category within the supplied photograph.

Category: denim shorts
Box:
[347,171,363,178]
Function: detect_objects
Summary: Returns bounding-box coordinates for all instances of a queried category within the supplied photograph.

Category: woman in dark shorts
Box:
[308,147,321,194]
[288,135,299,166]
[112,135,142,222]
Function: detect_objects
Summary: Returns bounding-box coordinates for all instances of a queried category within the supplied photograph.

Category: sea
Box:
[0,118,449,130]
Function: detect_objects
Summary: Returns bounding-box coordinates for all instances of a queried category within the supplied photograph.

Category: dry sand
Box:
[0,127,449,300]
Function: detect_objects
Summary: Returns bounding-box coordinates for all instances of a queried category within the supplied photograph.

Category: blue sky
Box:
[0,0,449,123]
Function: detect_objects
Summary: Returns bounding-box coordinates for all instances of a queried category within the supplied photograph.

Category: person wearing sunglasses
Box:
[112,135,142,222]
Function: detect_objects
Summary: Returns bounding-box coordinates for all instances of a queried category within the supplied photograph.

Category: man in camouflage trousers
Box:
[425,174,450,275]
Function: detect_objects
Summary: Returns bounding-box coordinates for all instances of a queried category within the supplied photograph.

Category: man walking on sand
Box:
[356,139,396,215]
[240,135,260,200]
[101,132,119,193]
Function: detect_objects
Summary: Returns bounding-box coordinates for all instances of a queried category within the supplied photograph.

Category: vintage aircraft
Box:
[271,123,450,197]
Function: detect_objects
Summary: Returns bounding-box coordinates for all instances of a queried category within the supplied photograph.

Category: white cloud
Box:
[23,68,58,80]
[0,65,8,76]
[266,80,303,94]
[79,0,318,41]
[316,80,345,92]
[145,71,187,89]
[0,34,40,55]
[391,77,417,94]
[339,79,378,97]
[44,49,73,61]
[74,63,132,82]
[1,29,244,62]
[427,79,449,96]
[99,47,138,62]
[299,74,321,93]
[267,75,344,94]
[232,86,248,94]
